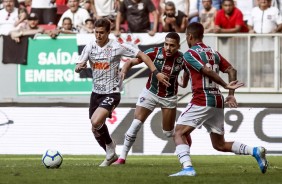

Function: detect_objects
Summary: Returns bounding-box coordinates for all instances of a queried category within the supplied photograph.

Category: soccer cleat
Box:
[99,153,118,167]
[106,141,116,160]
[252,147,269,174]
[169,166,196,177]
[113,158,126,165]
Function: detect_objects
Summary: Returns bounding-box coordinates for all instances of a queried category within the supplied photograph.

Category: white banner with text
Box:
[0,107,281,155]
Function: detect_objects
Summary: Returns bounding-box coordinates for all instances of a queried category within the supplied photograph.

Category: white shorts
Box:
[177,103,225,135]
[136,88,177,111]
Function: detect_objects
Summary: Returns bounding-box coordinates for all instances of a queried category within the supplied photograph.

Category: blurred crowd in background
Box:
[0,0,282,42]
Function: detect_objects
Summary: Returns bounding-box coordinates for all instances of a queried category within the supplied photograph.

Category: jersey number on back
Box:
[204,63,219,89]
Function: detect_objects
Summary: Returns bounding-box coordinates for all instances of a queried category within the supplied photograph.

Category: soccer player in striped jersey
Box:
[75,18,170,167]
[170,22,268,177]
[114,32,192,165]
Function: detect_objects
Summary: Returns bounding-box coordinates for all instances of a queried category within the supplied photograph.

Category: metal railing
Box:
[202,33,281,93]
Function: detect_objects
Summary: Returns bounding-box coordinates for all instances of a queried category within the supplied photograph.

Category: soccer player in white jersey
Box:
[170,22,268,176]
[75,18,170,167]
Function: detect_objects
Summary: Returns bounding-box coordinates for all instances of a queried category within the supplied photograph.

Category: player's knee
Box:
[163,129,174,138]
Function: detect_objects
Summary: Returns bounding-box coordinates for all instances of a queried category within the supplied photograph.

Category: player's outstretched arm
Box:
[120,58,141,80]
[224,80,244,90]
[136,51,170,87]
[201,65,244,90]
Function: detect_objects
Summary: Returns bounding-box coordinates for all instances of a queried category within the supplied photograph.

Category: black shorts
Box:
[89,92,121,119]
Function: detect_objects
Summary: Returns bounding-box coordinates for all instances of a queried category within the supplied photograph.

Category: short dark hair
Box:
[165,32,180,43]
[186,22,204,40]
[85,18,94,24]
[165,1,176,8]
[94,18,111,32]
[62,17,72,23]
[222,0,234,4]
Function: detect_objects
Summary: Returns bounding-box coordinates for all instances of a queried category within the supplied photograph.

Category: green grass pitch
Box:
[0,155,281,184]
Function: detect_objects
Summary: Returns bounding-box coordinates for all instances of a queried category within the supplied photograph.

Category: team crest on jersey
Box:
[138,3,144,10]
[104,48,112,57]
[139,97,145,103]
[176,57,182,63]
[157,54,164,59]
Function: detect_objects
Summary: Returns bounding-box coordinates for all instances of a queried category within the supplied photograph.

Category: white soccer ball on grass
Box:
[42,149,63,169]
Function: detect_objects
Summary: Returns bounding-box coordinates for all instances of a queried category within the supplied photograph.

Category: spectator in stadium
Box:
[14,6,28,29]
[93,0,119,19]
[162,1,187,32]
[23,0,31,13]
[214,0,248,33]
[10,12,44,42]
[160,0,199,23]
[197,0,222,12]
[74,18,170,167]
[160,0,189,17]
[113,32,192,165]
[170,22,268,176]
[57,0,90,29]
[80,0,95,18]
[0,0,18,35]
[199,0,217,33]
[248,0,282,33]
[78,18,95,33]
[114,0,158,36]
[30,0,57,25]
[59,17,78,34]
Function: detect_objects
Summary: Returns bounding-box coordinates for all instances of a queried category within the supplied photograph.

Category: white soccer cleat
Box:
[99,153,118,167]
[169,166,196,177]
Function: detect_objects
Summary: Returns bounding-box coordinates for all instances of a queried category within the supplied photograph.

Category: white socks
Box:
[231,142,253,155]
[119,119,143,160]
[176,144,192,168]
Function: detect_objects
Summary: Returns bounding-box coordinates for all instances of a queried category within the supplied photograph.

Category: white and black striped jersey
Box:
[77,39,139,94]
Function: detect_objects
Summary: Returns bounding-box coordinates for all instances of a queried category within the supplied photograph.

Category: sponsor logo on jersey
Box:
[92,61,110,70]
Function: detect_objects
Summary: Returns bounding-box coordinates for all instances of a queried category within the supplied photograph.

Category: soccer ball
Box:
[42,149,63,169]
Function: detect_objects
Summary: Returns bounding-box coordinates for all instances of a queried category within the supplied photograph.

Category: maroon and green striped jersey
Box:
[144,47,188,98]
[183,42,231,108]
